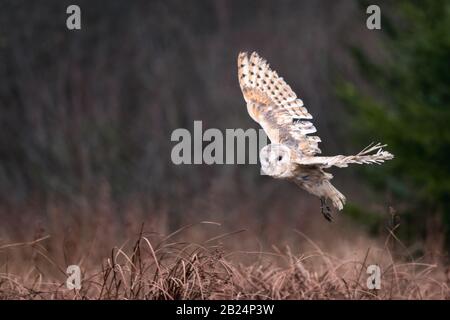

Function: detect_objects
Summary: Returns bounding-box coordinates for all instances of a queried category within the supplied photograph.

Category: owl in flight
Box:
[237,52,394,221]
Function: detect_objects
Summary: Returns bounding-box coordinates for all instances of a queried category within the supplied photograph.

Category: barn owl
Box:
[237,51,393,221]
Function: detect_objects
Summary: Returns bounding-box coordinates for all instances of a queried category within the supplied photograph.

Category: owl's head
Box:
[259,144,294,178]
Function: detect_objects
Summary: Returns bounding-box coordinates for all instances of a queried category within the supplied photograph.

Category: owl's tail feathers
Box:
[323,180,346,211]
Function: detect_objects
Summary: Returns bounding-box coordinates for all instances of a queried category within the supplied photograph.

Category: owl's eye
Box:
[278,156,283,161]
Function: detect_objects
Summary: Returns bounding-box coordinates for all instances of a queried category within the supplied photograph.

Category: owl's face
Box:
[259,144,295,178]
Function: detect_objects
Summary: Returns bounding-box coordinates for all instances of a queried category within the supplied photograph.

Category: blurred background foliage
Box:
[337,0,450,249]
[0,0,448,252]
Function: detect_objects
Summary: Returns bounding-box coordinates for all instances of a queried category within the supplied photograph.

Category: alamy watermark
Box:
[366,264,381,290]
[171,121,296,177]
[366,5,381,30]
[171,120,269,165]
[66,265,81,290]
[66,5,81,30]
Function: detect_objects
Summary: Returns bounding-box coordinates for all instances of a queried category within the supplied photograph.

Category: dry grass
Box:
[0,193,448,300]
[0,219,448,300]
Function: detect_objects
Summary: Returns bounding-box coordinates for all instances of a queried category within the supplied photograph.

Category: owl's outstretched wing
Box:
[295,143,394,168]
[237,51,321,156]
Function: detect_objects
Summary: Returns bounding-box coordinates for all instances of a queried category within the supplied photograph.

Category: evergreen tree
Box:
[338,0,450,249]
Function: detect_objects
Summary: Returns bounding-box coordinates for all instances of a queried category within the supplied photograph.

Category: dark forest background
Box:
[0,0,449,258]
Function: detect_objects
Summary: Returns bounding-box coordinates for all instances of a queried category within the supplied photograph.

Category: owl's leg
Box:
[320,197,333,222]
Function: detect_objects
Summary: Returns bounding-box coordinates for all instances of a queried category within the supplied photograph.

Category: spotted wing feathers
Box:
[238,51,321,156]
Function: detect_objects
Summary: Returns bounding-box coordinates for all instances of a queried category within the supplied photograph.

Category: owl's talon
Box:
[320,198,333,222]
